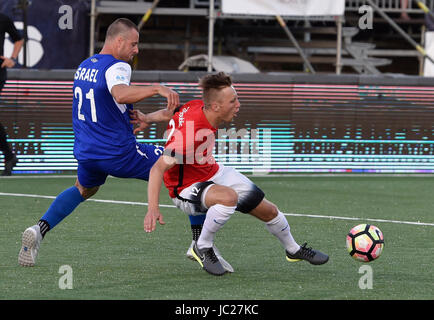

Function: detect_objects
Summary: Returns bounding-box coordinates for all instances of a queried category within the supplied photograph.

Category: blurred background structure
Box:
[1,0,434,175]
[1,0,434,74]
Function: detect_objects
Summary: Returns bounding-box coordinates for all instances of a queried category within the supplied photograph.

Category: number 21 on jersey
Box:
[74,86,97,122]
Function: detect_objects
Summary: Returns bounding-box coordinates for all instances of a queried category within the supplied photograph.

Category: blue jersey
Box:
[72,54,136,160]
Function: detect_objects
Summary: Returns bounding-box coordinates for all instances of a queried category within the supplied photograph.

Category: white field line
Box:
[1,192,433,227]
[0,192,175,209]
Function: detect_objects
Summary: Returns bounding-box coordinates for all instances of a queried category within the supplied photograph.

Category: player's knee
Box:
[76,184,99,199]
[268,202,279,218]
[75,179,99,199]
[222,188,238,207]
[83,186,99,199]
[206,185,238,208]
[258,200,279,221]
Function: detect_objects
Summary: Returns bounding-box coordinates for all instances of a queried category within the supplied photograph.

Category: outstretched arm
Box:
[111,84,179,111]
[129,108,173,134]
[144,155,177,232]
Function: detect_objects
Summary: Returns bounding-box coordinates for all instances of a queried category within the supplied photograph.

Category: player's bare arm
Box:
[129,108,173,134]
[0,38,23,68]
[111,84,179,111]
[144,155,177,233]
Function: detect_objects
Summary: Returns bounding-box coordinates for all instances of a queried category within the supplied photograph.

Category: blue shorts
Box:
[77,143,164,188]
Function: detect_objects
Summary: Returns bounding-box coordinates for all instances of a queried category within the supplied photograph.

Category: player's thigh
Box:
[77,160,108,190]
[171,181,236,215]
[172,181,213,215]
[128,143,163,180]
[213,166,265,213]
[107,143,164,180]
[203,184,238,208]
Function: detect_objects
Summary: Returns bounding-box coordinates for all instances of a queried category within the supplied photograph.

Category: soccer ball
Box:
[346,224,384,262]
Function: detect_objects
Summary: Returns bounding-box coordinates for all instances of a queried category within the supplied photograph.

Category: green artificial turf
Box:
[0,175,433,300]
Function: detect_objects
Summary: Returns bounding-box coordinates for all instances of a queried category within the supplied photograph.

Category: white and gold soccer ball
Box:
[346,224,384,262]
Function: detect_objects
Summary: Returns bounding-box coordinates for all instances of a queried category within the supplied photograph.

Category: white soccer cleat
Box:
[186,241,195,260]
[186,240,234,273]
[18,225,42,267]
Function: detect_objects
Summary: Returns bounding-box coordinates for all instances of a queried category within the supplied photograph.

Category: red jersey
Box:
[163,99,220,198]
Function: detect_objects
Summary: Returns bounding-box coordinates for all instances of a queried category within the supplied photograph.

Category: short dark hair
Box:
[199,72,233,107]
[106,18,138,40]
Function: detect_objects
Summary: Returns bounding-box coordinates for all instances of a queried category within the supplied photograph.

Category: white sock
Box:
[265,211,300,254]
[197,204,236,250]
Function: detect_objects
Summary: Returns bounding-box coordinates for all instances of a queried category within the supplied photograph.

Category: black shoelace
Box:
[204,248,219,263]
[298,243,315,258]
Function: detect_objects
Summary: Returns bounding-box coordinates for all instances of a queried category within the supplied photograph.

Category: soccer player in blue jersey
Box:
[18,18,181,267]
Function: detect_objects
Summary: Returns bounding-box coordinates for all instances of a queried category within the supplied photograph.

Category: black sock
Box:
[191,224,202,241]
[37,220,51,238]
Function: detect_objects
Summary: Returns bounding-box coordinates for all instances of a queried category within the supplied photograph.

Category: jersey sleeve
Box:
[4,16,23,42]
[105,62,132,93]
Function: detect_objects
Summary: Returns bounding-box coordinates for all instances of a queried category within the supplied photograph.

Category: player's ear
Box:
[210,101,219,112]
[115,35,124,47]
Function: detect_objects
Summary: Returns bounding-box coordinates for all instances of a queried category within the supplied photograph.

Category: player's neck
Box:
[99,44,121,60]
[202,107,220,129]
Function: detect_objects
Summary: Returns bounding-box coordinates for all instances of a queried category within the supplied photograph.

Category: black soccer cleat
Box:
[191,242,227,276]
[286,242,329,265]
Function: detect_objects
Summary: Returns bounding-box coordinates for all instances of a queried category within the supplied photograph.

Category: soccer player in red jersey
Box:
[143,72,329,275]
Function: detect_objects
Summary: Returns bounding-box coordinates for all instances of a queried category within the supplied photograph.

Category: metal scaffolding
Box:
[89,0,433,74]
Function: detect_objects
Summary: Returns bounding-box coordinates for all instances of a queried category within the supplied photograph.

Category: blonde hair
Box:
[199,72,233,108]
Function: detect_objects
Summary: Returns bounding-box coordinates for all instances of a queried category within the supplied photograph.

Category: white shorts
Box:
[172,164,265,216]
